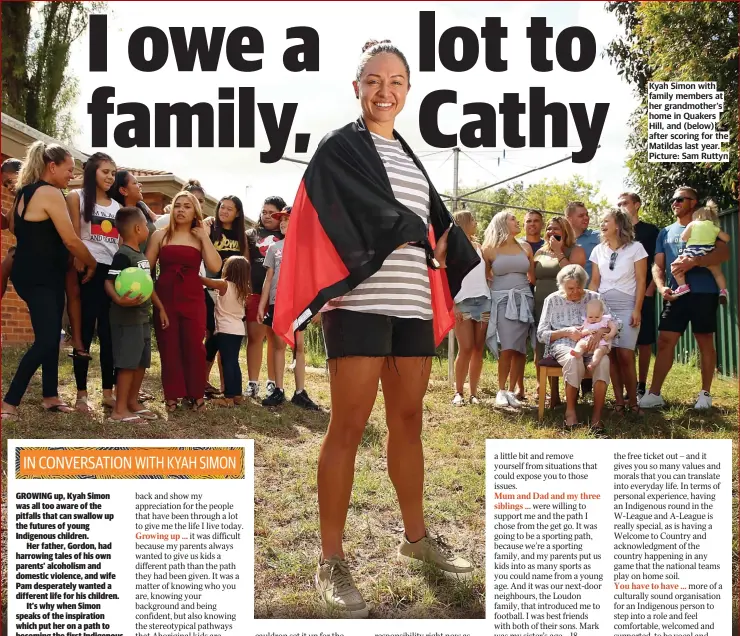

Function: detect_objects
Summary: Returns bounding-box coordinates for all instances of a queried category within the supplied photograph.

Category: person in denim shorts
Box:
[452,210,490,406]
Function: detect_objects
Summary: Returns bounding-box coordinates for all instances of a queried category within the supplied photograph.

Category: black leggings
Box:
[205,289,219,362]
[73,265,115,392]
[217,333,243,398]
[4,281,65,406]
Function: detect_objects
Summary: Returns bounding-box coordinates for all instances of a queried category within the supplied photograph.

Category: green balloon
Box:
[115,267,153,301]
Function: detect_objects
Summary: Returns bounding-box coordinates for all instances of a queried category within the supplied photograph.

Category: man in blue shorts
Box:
[640,186,729,410]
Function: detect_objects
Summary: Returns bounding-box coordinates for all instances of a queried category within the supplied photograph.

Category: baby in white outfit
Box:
[571,298,618,371]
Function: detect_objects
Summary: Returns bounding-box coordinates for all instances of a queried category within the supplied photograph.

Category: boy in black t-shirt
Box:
[104,207,169,423]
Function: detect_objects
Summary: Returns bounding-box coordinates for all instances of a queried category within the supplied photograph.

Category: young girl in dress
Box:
[146,191,221,412]
[200,255,251,407]
[570,298,618,371]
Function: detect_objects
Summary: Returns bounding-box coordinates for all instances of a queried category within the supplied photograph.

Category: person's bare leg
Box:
[469,321,487,397]
[294,331,306,392]
[694,333,716,393]
[564,383,579,427]
[510,352,526,398]
[271,331,287,389]
[382,356,432,543]
[111,369,135,420]
[549,376,562,408]
[591,380,607,426]
[246,321,268,382]
[616,348,638,409]
[266,329,276,382]
[127,368,148,412]
[648,331,681,395]
[609,349,624,408]
[638,344,651,385]
[65,266,84,353]
[318,357,384,560]
[453,319,474,395]
[498,351,513,391]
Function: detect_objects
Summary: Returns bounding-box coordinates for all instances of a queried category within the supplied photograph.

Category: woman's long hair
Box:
[222,255,251,304]
[108,170,153,219]
[453,210,476,242]
[16,141,70,190]
[540,216,575,254]
[213,195,246,255]
[602,208,634,247]
[483,210,515,250]
[163,191,203,245]
[81,152,114,223]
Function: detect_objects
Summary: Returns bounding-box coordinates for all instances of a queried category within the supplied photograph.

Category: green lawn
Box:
[1,342,737,620]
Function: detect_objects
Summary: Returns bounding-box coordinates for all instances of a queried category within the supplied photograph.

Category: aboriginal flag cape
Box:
[273,118,479,346]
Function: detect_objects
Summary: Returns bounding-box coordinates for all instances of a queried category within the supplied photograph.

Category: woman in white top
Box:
[66,153,120,413]
[589,208,647,415]
[451,210,490,406]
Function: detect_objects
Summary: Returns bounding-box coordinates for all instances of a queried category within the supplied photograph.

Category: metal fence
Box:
[654,206,739,378]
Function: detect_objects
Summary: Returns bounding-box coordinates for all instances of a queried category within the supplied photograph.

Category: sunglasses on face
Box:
[609,251,618,271]
[672,197,695,204]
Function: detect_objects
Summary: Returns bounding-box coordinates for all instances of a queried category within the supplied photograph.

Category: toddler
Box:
[570,298,618,371]
[673,201,730,304]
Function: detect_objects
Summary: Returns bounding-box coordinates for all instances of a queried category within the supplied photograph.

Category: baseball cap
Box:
[271,205,292,219]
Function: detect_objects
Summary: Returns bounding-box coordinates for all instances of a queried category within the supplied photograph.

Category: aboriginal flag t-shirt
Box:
[77,190,121,265]
[247,226,283,294]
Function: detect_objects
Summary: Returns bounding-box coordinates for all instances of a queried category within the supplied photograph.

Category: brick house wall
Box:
[1,151,34,344]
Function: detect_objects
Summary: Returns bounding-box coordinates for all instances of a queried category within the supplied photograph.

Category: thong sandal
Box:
[44,403,74,414]
[191,399,207,413]
[101,396,116,409]
[133,409,158,420]
[138,390,155,402]
[1,411,19,422]
[75,396,92,414]
[165,400,178,413]
[107,415,145,424]
[613,404,626,414]
[68,348,92,360]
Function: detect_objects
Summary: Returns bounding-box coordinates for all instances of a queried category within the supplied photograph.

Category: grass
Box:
[1,340,737,621]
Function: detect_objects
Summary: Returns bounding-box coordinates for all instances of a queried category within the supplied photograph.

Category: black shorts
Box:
[205,288,216,333]
[637,297,656,346]
[659,292,718,335]
[111,323,151,370]
[322,309,436,359]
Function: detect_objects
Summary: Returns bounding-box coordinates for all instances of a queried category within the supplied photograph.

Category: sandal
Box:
[613,404,626,414]
[590,424,608,438]
[43,403,74,414]
[1,411,19,422]
[204,383,223,397]
[138,390,155,402]
[627,404,644,417]
[101,396,116,409]
[165,400,178,413]
[132,409,158,421]
[107,415,145,424]
[68,348,92,360]
[191,399,207,412]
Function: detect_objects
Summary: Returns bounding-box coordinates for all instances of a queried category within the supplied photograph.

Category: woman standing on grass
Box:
[483,210,536,409]
[1,142,97,420]
[66,153,120,414]
[451,210,489,406]
[589,208,647,415]
[146,191,221,413]
[273,39,479,618]
[244,196,285,399]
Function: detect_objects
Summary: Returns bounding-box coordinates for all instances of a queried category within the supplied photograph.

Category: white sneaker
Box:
[495,390,509,407]
[245,381,259,399]
[694,390,712,410]
[469,395,480,405]
[452,393,465,407]
[266,380,276,397]
[505,391,522,408]
[639,392,665,409]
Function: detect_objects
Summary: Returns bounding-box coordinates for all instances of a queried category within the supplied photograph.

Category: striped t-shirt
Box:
[326,132,432,319]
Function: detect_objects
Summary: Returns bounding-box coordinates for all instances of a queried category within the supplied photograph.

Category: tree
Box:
[2,1,106,142]
[605,2,738,227]
[450,176,609,231]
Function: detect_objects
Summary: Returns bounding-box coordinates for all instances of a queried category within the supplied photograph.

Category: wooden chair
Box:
[538,356,563,422]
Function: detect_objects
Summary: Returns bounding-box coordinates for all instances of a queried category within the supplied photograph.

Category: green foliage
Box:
[450,175,609,231]
[2,1,106,142]
[605,1,738,226]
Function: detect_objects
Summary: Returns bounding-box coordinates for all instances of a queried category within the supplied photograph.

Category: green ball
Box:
[115,267,153,301]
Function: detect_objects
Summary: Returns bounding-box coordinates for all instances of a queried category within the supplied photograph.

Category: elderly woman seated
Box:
[537,264,619,432]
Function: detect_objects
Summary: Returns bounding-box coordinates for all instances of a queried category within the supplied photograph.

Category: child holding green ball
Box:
[104,206,169,423]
